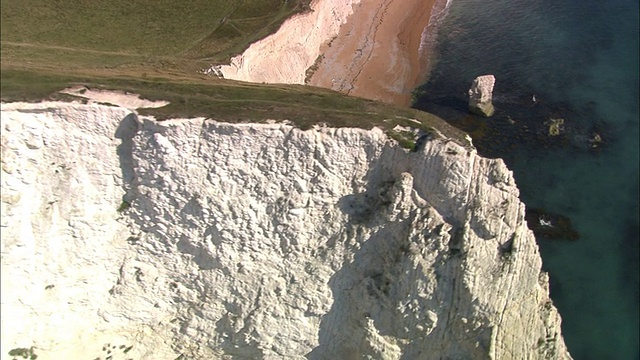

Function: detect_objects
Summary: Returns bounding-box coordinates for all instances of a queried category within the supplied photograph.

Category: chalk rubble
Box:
[1,102,571,359]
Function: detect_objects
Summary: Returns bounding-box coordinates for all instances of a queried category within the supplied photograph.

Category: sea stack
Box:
[468,75,496,117]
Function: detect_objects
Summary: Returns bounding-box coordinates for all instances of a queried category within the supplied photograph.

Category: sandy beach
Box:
[307,0,440,106]
[218,0,443,107]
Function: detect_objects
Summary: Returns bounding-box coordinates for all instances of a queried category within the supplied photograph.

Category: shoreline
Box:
[307,0,446,106]
[418,0,454,92]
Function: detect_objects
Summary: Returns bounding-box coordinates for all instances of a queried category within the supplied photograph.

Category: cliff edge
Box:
[0,102,571,359]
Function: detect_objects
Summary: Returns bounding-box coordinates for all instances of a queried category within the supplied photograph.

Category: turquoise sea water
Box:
[413,0,639,358]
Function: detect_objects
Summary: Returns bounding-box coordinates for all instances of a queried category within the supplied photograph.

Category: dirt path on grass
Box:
[2,41,145,57]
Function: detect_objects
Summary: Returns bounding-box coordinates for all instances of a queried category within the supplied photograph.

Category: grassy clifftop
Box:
[1,0,310,71]
[1,69,467,144]
[0,0,467,144]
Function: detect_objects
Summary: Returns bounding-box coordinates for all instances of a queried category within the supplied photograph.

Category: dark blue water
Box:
[413,0,639,359]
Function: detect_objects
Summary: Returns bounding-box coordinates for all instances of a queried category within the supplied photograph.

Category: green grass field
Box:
[0,0,466,144]
[1,0,305,60]
[1,0,310,74]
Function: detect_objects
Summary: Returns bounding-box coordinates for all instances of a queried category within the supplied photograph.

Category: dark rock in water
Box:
[584,121,610,153]
[545,118,565,136]
[524,207,579,240]
[468,75,496,117]
[589,132,603,149]
[413,87,609,164]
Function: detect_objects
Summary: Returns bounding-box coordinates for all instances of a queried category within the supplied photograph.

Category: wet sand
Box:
[308,0,440,106]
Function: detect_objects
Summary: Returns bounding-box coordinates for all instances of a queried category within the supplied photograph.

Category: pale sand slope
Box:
[218,0,362,84]
[308,0,438,106]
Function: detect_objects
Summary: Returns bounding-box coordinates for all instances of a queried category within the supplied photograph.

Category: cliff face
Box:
[218,0,362,84]
[0,102,571,360]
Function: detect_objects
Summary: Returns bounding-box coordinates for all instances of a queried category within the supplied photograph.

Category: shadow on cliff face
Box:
[307,211,493,358]
[307,159,408,358]
[308,159,492,359]
[115,116,221,271]
[176,235,219,271]
[306,218,413,359]
[336,181,396,225]
[115,113,139,204]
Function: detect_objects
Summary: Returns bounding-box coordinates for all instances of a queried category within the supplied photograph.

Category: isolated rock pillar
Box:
[468,75,496,117]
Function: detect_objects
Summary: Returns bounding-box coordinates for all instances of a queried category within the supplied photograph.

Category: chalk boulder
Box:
[468,75,496,117]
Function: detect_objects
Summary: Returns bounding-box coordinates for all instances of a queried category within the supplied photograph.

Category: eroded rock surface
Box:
[1,102,571,359]
[469,75,496,117]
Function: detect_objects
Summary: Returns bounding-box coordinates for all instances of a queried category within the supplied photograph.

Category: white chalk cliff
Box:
[0,102,572,359]
[218,0,361,84]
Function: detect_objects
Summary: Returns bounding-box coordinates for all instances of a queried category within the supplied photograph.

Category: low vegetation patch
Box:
[304,54,325,84]
[387,130,418,151]
[117,200,131,213]
[8,347,37,360]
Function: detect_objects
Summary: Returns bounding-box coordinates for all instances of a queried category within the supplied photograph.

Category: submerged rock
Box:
[525,207,580,240]
[589,132,603,149]
[0,102,572,359]
[546,118,565,136]
[468,75,496,117]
